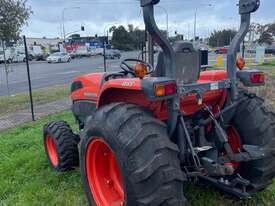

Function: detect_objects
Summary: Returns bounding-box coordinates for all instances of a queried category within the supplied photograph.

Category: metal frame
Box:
[140,0,260,99]
[140,0,263,198]
[140,0,260,135]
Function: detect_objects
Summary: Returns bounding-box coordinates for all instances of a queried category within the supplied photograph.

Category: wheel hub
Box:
[226,126,242,168]
[45,135,59,167]
[86,139,125,206]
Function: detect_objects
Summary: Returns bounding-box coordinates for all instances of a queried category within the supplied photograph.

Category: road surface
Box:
[0,51,223,96]
[0,51,139,96]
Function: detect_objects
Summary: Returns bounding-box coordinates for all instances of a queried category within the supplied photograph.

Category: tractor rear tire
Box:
[232,91,275,191]
[80,103,186,206]
[43,120,80,172]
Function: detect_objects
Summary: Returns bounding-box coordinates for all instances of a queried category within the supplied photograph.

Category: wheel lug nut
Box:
[106,180,112,185]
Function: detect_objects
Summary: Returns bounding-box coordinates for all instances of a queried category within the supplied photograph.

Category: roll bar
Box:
[140,0,176,79]
[227,0,260,100]
[140,0,260,99]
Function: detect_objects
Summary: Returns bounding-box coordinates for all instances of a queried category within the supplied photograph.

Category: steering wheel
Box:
[120,59,154,76]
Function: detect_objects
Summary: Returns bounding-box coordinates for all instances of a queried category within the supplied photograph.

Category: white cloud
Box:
[22,0,275,38]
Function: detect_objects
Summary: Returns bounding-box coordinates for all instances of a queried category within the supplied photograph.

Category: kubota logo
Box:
[122,82,135,87]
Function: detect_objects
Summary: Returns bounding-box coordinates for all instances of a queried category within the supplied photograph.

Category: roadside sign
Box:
[216,55,223,67]
[255,46,265,63]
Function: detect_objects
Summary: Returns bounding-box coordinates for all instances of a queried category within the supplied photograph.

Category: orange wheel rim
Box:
[46,135,59,167]
[86,138,125,206]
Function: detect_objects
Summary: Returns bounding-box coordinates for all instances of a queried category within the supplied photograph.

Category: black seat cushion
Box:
[154,41,201,85]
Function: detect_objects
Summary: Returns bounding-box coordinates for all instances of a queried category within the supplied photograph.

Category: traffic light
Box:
[81,26,85,31]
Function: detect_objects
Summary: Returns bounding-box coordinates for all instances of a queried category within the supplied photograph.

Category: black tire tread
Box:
[234,91,275,190]
[81,103,186,206]
[43,120,79,171]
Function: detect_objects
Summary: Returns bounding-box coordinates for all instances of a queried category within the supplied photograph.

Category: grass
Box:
[249,62,275,78]
[0,85,69,115]
[0,111,275,206]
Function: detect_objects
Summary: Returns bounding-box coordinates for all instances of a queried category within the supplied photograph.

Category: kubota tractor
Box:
[43,0,275,205]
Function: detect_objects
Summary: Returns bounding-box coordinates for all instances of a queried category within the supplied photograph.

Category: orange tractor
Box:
[43,0,275,205]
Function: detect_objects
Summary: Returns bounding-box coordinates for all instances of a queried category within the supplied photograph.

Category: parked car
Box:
[71,47,91,58]
[47,52,71,63]
[0,50,6,63]
[265,45,275,54]
[105,49,121,59]
[0,49,27,63]
[214,46,229,54]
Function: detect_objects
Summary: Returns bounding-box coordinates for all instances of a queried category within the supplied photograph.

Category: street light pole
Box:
[62,7,80,41]
[193,4,212,42]
[194,7,198,42]
[156,6,169,37]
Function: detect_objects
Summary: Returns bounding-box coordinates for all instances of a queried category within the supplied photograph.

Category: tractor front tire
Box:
[232,91,275,191]
[43,120,80,172]
[80,103,186,206]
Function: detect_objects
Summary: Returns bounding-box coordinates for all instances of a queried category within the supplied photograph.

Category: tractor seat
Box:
[154,41,201,85]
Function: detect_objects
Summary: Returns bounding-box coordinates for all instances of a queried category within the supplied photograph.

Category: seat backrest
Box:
[154,41,201,85]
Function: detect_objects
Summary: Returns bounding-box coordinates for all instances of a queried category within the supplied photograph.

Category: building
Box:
[25,37,63,53]
[64,35,108,53]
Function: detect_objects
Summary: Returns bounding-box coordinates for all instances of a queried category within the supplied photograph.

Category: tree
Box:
[0,0,32,43]
[110,25,145,51]
[111,25,134,51]
[267,22,275,36]
[0,0,32,95]
[258,32,273,45]
[128,24,134,33]
[209,29,237,47]
[253,22,275,45]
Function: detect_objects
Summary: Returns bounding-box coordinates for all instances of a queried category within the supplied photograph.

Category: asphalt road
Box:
[0,51,223,96]
[0,51,139,96]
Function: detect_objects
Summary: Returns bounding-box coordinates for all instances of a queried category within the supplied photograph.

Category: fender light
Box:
[154,82,177,97]
[134,63,149,79]
[250,73,265,84]
[236,57,245,70]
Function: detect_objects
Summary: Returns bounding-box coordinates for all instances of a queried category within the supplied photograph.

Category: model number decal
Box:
[210,82,219,90]
[122,82,135,87]
[84,92,98,98]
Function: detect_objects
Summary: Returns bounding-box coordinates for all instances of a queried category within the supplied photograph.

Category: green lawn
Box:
[0,85,69,115]
[0,111,274,206]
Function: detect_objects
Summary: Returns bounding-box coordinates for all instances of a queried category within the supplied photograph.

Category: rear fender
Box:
[97,78,176,120]
[97,78,144,107]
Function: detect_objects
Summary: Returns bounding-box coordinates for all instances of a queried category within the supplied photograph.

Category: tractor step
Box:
[194,146,213,153]
[199,175,254,199]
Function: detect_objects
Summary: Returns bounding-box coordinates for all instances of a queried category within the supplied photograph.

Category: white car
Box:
[47,52,71,63]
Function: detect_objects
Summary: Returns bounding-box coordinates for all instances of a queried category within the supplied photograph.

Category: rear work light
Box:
[250,73,265,84]
[154,82,177,97]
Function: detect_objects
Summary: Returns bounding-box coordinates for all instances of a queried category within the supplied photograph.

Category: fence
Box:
[0,40,275,131]
[0,36,141,131]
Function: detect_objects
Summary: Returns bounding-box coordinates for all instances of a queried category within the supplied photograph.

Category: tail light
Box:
[250,73,265,84]
[154,82,177,97]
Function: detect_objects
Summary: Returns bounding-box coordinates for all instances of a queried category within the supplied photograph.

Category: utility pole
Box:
[156,6,169,38]
[193,4,212,42]
[194,8,198,42]
[62,7,80,41]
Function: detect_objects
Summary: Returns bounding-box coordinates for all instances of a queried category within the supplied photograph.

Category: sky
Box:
[22,0,275,39]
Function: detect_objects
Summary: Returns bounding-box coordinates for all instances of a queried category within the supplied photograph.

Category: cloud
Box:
[22,0,274,38]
